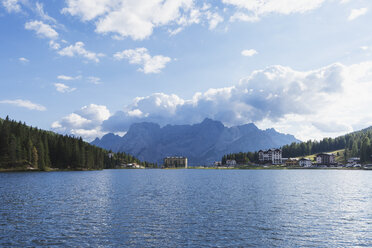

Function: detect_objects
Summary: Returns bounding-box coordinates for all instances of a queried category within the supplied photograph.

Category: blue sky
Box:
[1,0,372,141]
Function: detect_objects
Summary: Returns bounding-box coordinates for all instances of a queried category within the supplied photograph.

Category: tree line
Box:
[221,126,372,165]
[0,116,155,170]
[282,126,372,163]
[222,151,259,165]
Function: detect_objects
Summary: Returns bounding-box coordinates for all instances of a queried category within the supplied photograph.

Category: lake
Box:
[0,169,371,247]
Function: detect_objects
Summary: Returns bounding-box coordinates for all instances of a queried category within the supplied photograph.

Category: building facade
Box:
[163,157,188,168]
[299,158,313,167]
[214,161,222,167]
[285,158,299,167]
[258,149,282,165]
[316,153,335,166]
[347,157,360,164]
[226,160,237,167]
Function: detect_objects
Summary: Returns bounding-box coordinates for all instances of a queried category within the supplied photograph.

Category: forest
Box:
[0,116,155,170]
[222,126,372,165]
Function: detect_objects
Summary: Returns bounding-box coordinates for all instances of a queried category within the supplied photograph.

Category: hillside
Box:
[92,118,300,165]
[295,149,346,164]
[0,116,154,171]
[282,125,372,164]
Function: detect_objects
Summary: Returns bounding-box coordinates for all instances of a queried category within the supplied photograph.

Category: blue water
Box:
[0,169,371,247]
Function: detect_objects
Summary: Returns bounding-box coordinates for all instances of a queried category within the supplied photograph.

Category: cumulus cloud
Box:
[0,99,46,111]
[241,49,258,57]
[62,0,226,40]
[58,41,104,62]
[25,20,58,40]
[53,61,372,141]
[52,104,111,140]
[114,48,171,74]
[54,83,76,93]
[100,62,345,134]
[62,0,197,40]
[2,0,21,13]
[348,8,368,21]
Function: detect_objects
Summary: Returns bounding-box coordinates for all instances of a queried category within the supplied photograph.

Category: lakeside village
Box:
[216,148,372,169]
[112,149,372,169]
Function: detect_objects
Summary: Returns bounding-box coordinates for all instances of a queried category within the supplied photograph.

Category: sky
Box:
[1,0,372,142]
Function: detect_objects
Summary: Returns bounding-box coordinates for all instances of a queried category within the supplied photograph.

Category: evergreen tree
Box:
[32,146,38,168]
[360,137,370,163]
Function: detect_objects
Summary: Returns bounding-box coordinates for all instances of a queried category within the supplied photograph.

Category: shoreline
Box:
[0,167,104,173]
[1,166,370,173]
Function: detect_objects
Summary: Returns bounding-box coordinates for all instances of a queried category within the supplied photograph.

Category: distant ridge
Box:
[92,118,300,165]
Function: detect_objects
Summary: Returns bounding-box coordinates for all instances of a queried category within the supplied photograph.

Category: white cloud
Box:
[58,41,104,62]
[87,76,102,84]
[54,83,76,93]
[60,0,339,39]
[52,104,111,140]
[57,75,81,81]
[35,2,57,23]
[348,8,368,21]
[224,0,326,22]
[54,61,372,141]
[205,11,223,29]
[230,12,259,22]
[61,0,226,39]
[19,57,29,63]
[114,47,171,74]
[62,0,197,40]
[241,49,258,57]
[2,0,21,13]
[0,99,46,111]
[25,20,58,40]
[101,61,372,140]
[49,40,61,50]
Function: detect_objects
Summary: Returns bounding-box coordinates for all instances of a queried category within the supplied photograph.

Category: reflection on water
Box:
[0,170,371,247]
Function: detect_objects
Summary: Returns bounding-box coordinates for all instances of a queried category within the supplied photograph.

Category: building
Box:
[258,149,282,165]
[347,157,360,164]
[121,163,144,169]
[285,158,299,166]
[214,161,222,167]
[225,160,237,167]
[163,157,188,168]
[316,153,335,166]
[299,158,313,167]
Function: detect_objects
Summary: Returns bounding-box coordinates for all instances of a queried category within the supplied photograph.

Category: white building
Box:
[226,160,237,167]
[214,161,222,167]
[299,158,313,167]
[258,149,282,165]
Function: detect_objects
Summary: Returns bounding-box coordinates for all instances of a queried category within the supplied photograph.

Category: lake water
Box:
[0,169,371,247]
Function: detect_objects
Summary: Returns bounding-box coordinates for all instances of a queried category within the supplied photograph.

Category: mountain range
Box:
[91,118,300,165]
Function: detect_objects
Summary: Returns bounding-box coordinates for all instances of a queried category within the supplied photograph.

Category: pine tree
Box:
[32,146,38,168]
[360,137,371,163]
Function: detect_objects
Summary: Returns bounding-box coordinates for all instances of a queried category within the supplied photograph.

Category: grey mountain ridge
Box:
[91,118,300,165]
